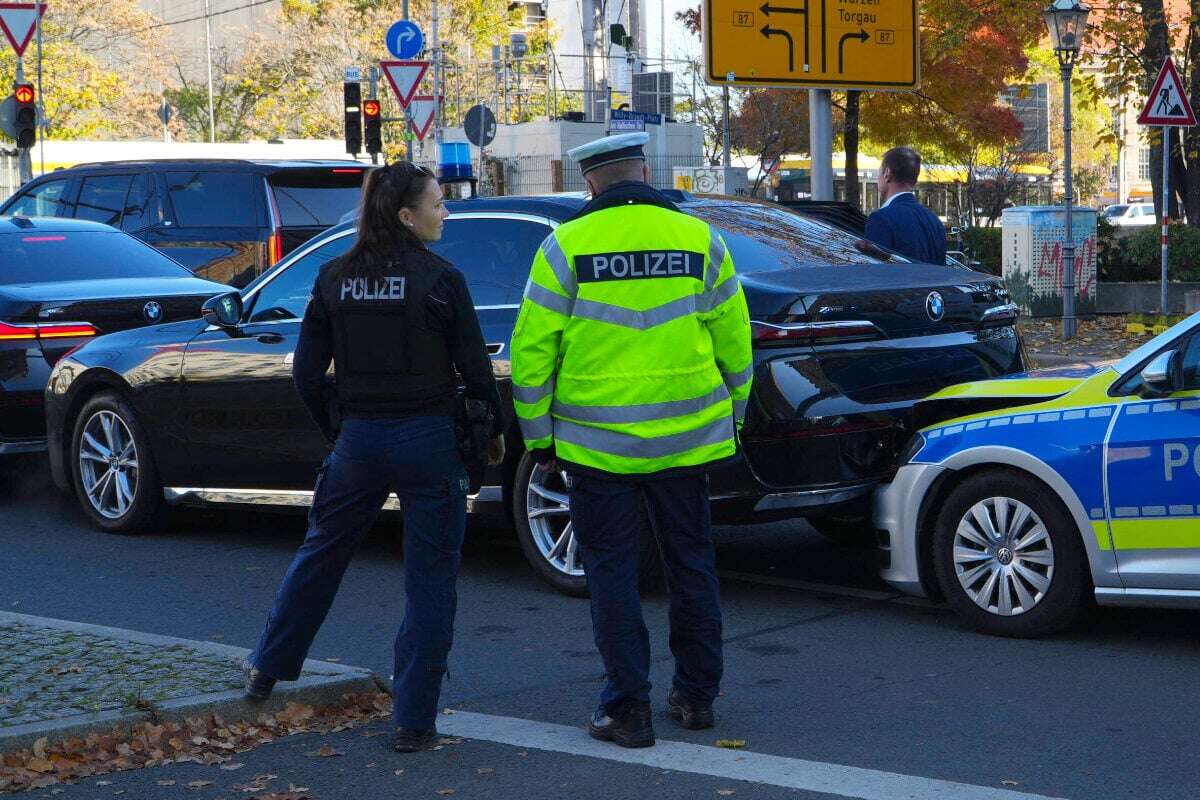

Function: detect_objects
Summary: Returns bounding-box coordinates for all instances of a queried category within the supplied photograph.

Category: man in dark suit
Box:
[863,147,946,265]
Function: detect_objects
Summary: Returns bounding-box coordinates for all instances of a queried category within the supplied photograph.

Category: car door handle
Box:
[257,332,284,344]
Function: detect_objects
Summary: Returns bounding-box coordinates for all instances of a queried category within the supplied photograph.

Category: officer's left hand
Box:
[486,435,506,466]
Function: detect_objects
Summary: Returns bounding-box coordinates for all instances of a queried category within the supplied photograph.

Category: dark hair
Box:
[882,147,921,186]
[339,161,437,280]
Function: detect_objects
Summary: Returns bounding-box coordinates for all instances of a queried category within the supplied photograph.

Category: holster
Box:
[455,393,494,494]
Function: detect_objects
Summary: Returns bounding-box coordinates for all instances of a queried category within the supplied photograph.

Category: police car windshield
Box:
[686,202,895,272]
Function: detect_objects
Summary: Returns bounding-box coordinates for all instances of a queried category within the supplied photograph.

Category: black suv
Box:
[0,160,367,288]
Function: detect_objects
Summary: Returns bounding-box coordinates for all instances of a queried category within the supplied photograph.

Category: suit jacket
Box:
[864,192,947,265]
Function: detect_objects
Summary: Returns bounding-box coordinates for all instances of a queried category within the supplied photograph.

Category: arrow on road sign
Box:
[838,28,869,74]
[760,25,796,72]
[407,95,440,141]
[1137,57,1196,127]
[380,60,429,108]
[0,2,45,58]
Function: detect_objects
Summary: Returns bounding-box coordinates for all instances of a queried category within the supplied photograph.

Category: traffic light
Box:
[14,84,35,149]
[343,81,361,155]
[363,99,382,155]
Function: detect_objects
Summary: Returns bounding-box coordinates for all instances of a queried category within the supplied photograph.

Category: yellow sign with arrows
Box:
[703,0,920,90]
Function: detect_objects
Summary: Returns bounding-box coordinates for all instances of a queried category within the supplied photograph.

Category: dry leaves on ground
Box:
[715,740,747,749]
[0,693,392,793]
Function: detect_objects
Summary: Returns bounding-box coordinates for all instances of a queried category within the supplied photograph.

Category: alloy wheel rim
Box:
[78,410,139,520]
[953,496,1054,616]
[526,463,582,578]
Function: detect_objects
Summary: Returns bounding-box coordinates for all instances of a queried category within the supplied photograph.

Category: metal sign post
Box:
[1136,57,1196,314]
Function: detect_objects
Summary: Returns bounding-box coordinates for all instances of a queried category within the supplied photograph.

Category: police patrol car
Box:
[874,312,1200,637]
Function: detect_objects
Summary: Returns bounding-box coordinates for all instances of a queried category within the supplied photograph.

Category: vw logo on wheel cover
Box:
[925,291,945,322]
[143,301,163,322]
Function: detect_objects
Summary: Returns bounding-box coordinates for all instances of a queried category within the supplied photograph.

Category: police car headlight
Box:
[897,432,926,466]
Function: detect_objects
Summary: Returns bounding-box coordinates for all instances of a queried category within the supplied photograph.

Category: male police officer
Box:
[510,133,753,748]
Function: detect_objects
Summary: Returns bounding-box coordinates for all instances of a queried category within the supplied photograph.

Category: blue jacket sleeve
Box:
[864,211,895,251]
[293,276,335,442]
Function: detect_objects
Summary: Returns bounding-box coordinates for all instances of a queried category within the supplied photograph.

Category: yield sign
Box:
[1138,57,1196,126]
[380,60,429,108]
[407,95,440,141]
[0,3,45,58]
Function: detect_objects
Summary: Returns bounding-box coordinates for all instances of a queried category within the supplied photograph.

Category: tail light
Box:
[267,231,284,265]
[979,302,1019,327]
[751,320,883,347]
[0,320,98,341]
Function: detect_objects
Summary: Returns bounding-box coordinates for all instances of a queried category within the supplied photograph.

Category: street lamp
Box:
[1045,0,1090,340]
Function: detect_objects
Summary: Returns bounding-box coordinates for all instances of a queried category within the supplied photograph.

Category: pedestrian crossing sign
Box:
[1137,57,1196,127]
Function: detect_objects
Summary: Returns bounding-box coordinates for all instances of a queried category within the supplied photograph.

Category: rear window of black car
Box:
[687,203,892,272]
[165,171,258,227]
[269,169,366,227]
[0,231,190,284]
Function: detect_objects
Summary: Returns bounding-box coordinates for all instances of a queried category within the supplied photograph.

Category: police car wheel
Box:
[932,470,1088,638]
[512,452,663,598]
[70,391,165,534]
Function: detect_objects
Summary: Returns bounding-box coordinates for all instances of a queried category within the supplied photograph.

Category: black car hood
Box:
[1,275,230,302]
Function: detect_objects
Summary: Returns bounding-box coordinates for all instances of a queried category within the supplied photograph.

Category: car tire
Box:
[808,516,875,547]
[70,391,165,534]
[512,451,663,598]
[932,469,1088,638]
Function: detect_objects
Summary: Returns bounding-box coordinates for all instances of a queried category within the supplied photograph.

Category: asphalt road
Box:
[3,453,1200,800]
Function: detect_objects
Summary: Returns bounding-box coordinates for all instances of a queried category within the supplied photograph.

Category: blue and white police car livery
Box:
[874,312,1200,637]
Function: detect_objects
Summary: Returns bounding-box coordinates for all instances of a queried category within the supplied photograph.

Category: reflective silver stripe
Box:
[700,275,740,313]
[512,377,555,405]
[525,281,574,316]
[541,234,577,296]
[573,293,696,330]
[553,384,730,424]
[733,397,749,420]
[722,362,754,389]
[555,415,735,459]
[519,413,554,441]
[707,234,726,292]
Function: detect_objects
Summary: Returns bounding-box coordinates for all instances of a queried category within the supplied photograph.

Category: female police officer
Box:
[243,161,504,753]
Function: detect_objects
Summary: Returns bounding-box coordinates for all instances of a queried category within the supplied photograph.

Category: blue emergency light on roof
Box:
[438,142,472,180]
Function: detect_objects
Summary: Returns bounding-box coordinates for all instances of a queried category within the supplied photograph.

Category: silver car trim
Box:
[164,485,504,512]
[1094,587,1200,609]
[753,482,875,512]
[872,462,947,597]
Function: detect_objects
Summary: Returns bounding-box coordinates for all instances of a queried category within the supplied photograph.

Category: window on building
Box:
[1139,148,1151,181]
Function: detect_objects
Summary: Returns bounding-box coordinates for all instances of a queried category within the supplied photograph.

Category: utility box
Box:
[1001,206,1098,317]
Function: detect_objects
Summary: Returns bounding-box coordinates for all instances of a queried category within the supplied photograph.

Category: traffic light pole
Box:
[368,68,379,166]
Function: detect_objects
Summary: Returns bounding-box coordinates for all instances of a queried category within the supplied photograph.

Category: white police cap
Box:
[567,132,650,175]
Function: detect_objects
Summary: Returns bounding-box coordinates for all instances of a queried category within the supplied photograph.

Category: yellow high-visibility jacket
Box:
[510,192,753,475]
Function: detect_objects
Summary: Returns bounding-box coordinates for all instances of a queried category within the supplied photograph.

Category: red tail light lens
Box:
[0,320,98,341]
[751,320,883,346]
[267,232,284,265]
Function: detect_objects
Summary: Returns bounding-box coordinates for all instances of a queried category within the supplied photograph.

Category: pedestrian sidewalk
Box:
[0,612,382,758]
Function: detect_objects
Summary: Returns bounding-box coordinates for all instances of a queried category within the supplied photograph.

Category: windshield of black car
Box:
[685,202,901,272]
[0,231,192,284]
[269,170,366,227]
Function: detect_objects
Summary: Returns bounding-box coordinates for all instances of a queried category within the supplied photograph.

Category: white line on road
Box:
[439,711,1070,800]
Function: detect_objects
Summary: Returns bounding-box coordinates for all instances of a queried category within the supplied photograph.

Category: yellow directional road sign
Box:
[703,0,919,90]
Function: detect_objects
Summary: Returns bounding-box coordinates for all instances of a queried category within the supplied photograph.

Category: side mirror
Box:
[1139,350,1178,396]
[202,292,243,328]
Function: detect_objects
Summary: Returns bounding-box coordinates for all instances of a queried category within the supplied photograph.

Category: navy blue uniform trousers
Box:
[567,471,723,714]
[251,416,469,731]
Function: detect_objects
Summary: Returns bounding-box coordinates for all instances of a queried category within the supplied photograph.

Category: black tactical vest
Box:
[318,248,457,417]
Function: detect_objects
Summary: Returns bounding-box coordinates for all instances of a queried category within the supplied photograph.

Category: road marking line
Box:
[438,711,1070,800]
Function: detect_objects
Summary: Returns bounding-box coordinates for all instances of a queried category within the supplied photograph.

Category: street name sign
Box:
[1137,57,1196,127]
[611,108,662,125]
[386,20,424,60]
[702,0,919,90]
[408,96,440,141]
[380,60,429,109]
[608,118,646,132]
[0,2,45,58]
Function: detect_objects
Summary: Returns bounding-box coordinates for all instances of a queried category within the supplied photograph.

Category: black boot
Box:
[587,702,655,748]
[392,728,438,753]
[666,688,714,730]
[242,660,276,701]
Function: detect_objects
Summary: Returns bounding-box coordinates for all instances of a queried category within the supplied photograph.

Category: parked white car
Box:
[1103,203,1156,227]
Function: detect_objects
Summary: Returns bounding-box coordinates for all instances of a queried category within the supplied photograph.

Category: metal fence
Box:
[487,154,709,197]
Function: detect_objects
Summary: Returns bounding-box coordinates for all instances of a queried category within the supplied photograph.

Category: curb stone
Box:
[0,611,387,754]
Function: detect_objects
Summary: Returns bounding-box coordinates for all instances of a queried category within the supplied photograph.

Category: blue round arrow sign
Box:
[386,20,424,60]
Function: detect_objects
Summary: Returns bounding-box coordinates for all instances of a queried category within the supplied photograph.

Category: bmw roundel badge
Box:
[143,301,163,322]
[925,291,945,322]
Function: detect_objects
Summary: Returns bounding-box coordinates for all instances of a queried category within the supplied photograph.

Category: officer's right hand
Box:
[486,435,506,466]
